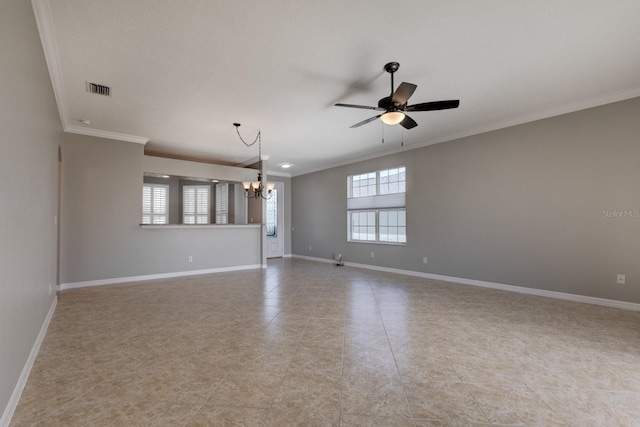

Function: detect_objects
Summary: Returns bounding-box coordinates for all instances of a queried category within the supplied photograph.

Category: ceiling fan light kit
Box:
[335,62,459,130]
[381,111,405,125]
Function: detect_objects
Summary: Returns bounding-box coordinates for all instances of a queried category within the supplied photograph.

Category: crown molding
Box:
[32,0,68,128]
[265,170,291,178]
[65,125,148,144]
[32,0,149,146]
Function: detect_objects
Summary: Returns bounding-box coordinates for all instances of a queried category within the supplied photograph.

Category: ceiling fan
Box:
[335,62,460,129]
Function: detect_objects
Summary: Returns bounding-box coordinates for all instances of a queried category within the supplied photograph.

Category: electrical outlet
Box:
[371,252,374,258]
[617,274,626,285]
[309,245,312,251]
[188,256,193,263]
[423,257,428,264]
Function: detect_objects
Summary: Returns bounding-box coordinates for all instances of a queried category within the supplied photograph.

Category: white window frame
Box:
[183,185,210,224]
[347,166,406,244]
[142,183,169,224]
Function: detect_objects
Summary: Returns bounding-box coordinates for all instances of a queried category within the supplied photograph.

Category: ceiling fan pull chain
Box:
[401,127,404,147]
[381,123,385,144]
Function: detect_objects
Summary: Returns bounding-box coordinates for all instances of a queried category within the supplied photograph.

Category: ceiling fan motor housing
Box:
[378,96,393,109]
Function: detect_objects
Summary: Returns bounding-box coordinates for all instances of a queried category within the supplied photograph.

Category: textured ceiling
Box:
[34,0,640,176]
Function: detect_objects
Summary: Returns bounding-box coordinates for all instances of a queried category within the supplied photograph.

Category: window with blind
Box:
[215,183,228,224]
[347,166,406,244]
[183,185,210,224]
[142,184,169,224]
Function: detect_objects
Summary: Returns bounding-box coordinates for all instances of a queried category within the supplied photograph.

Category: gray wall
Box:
[0,0,61,418]
[292,97,640,303]
[61,133,295,284]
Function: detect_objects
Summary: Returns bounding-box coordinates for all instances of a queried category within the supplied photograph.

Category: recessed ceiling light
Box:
[161,175,170,178]
[212,180,219,183]
[280,163,292,169]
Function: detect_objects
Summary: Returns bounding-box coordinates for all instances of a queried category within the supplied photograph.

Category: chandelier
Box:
[242,171,274,199]
[233,123,274,199]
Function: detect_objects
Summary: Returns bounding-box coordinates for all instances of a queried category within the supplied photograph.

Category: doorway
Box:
[265,182,284,258]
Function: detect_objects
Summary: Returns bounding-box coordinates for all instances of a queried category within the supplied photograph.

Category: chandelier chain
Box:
[234,126,263,159]
[235,126,260,146]
[233,123,272,199]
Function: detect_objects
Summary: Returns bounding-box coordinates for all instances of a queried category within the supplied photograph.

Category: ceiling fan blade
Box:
[399,115,418,130]
[335,103,384,111]
[350,114,382,128]
[391,82,417,106]
[405,100,460,112]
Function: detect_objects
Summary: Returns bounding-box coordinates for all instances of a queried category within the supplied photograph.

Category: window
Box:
[347,166,406,244]
[215,183,228,224]
[183,185,210,224]
[351,172,377,198]
[142,184,169,224]
[379,209,406,243]
[349,210,376,241]
[379,167,406,195]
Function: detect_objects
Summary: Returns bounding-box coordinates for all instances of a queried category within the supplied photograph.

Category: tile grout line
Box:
[370,281,417,426]
[262,275,314,424]
[523,383,572,426]
[338,276,348,426]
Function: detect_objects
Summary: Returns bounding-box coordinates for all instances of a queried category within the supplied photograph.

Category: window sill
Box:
[140,224,262,229]
[347,240,406,246]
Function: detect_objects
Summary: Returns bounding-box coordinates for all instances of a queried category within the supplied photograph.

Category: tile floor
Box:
[10,258,640,426]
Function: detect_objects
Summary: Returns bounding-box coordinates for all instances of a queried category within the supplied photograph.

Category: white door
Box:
[266,182,284,258]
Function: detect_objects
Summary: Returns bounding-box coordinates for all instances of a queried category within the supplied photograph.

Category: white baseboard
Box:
[291,255,640,312]
[60,264,262,290]
[293,255,337,265]
[1,296,57,427]
[283,254,292,258]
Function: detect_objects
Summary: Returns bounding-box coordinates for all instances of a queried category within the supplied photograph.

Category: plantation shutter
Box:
[142,184,168,224]
[215,183,228,224]
[183,185,209,224]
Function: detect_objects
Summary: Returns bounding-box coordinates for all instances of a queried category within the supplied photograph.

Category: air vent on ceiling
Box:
[86,81,111,96]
